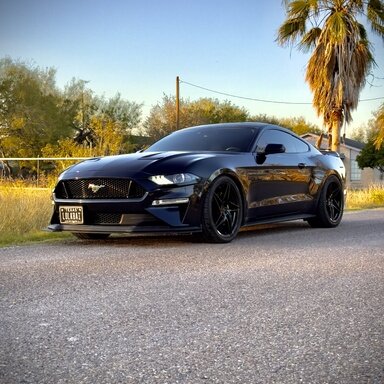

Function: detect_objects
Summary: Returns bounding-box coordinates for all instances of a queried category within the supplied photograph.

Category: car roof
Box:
[180,122,298,137]
[179,122,282,133]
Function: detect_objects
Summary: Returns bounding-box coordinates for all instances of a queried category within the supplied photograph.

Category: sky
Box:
[1,0,384,135]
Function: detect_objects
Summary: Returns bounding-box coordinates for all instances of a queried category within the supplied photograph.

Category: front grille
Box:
[93,213,122,224]
[55,178,146,199]
[89,213,162,226]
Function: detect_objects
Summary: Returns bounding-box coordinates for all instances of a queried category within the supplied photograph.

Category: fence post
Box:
[36,157,40,187]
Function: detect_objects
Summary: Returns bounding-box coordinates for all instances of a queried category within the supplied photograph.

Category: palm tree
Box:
[374,103,384,148]
[277,0,384,152]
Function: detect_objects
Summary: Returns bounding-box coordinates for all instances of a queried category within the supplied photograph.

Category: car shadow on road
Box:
[59,220,313,248]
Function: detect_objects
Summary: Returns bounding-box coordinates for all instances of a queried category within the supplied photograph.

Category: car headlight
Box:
[149,173,200,186]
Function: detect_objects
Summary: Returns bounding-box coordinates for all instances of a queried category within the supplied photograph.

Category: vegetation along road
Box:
[1,209,383,384]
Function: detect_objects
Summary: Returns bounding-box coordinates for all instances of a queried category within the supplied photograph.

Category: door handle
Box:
[298,162,306,169]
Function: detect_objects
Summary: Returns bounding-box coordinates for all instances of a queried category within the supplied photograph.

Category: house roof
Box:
[301,133,365,150]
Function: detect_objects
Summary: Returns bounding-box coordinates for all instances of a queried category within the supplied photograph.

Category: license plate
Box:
[59,206,83,224]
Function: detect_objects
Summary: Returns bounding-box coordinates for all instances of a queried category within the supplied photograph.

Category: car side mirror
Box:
[264,143,286,155]
[256,143,285,165]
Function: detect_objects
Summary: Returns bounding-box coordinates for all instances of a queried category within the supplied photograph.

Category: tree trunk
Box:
[330,108,342,153]
[331,119,341,153]
[327,127,332,150]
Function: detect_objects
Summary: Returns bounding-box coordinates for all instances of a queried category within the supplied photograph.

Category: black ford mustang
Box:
[48,122,345,243]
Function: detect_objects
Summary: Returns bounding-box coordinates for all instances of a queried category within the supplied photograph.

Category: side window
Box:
[256,129,309,153]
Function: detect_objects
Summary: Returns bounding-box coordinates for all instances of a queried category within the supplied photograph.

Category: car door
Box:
[245,129,314,222]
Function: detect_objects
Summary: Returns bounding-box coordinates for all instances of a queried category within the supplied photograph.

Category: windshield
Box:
[147,125,260,152]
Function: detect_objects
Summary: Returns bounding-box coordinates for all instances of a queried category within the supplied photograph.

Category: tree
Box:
[0,58,74,157]
[93,93,142,132]
[63,78,95,147]
[41,138,92,175]
[250,113,281,125]
[144,96,250,140]
[143,95,177,141]
[89,115,125,156]
[277,0,384,152]
[356,104,384,173]
[356,140,384,173]
[250,114,322,135]
[86,94,142,153]
[42,92,142,161]
[279,116,322,135]
[350,125,368,143]
[70,91,143,149]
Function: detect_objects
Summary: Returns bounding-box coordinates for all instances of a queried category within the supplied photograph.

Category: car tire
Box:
[307,175,344,228]
[202,176,243,243]
[72,233,111,240]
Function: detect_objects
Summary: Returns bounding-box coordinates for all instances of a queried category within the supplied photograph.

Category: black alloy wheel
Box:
[308,175,344,228]
[202,176,243,243]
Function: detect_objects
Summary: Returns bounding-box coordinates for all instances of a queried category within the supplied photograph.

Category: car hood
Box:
[60,151,218,179]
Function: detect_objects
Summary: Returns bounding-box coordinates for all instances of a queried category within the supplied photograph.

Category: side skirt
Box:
[243,213,316,227]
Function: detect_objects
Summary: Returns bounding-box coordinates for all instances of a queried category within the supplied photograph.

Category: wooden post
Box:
[176,76,180,130]
[36,157,39,187]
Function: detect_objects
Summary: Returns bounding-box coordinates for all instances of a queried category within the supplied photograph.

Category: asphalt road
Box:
[0,209,383,384]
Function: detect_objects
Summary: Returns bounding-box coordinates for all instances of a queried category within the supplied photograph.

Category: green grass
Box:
[0,181,383,247]
[0,231,71,247]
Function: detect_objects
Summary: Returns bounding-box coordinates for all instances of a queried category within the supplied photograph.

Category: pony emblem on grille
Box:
[88,183,105,193]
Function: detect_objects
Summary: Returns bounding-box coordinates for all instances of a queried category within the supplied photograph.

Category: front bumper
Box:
[48,183,204,234]
[47,223,201,234]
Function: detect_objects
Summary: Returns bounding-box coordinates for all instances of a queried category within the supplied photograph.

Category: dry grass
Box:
[0,181,69,246]
[0,181,383,247]
[346,184,384,210]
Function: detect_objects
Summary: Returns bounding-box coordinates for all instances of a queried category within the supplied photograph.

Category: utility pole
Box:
[176,76,180,130]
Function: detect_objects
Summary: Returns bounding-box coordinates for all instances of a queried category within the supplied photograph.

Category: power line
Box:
[180,80,311,105]
[179,79,384,105]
